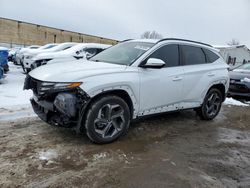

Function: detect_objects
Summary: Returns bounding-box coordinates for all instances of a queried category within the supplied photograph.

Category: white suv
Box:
[24,38,229,144]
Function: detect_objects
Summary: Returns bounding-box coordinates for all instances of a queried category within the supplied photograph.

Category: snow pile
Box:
[39,149,58,161]
[241,77,250,83]
[223,98,249,107]
[0,63,34,121]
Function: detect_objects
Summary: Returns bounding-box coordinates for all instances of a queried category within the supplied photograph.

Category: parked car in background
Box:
[30,43,111,70]
[0,66,4,81]
[15,45,41,65]
[228,63,250,99]
[24,38,229,144]
[8,47,22,63]
[23,43,77,73]
[0,47,9,73]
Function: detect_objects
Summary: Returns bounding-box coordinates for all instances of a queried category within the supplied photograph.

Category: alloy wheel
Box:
[94,104,125,138]
[205,92,221,117]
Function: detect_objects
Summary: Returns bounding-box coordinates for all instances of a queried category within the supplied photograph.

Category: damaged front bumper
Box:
[24,75,90,127]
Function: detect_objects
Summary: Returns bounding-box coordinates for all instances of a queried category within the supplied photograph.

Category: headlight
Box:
[26,55,33,59]
[39,82,82,94]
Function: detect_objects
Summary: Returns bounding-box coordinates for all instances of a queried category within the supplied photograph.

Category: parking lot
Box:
[1,104,250,187]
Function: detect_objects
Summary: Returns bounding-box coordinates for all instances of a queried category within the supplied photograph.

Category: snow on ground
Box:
[38,149,58,161]
[223,97,249,107]
[0,62,35,121]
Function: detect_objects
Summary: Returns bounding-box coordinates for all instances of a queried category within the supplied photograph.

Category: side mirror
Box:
[142,58,165,68]
[74,51,84,60]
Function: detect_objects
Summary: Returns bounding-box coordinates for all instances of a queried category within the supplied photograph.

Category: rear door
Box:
[139,44,184,115]
[180,45,220,108]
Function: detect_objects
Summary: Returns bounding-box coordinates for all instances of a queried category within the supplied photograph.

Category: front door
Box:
[139,44,184,116]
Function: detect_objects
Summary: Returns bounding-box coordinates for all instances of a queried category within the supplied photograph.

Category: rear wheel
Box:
[196,88,223,120]
[84,95,130,144]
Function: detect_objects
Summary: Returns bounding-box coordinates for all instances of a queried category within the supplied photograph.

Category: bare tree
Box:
[227,39,240,46]
[141,31,163,39]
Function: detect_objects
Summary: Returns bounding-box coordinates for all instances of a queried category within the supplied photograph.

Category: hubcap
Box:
[205,92,221,117]
[94,104,125,138]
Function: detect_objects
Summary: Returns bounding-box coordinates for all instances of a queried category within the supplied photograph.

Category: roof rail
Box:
[157,38,212,47]
[119,39,133,43]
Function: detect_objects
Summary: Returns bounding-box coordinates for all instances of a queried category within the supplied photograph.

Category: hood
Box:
[29,60,127,82]
[230,70,250,80]
[33,50,73,61]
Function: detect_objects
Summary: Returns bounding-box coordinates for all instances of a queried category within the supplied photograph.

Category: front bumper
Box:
[25,75,90,127]
[30,91,90,127]
[228,82,250,97]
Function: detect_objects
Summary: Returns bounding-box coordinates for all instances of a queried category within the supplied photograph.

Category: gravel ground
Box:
[0,105,250,188]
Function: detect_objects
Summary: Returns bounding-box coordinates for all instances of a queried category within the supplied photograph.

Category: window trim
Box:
[138,44,181,68]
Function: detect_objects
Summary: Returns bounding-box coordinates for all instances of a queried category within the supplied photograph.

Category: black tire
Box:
[84,95,130,144]
[3,64,9,73]
[196,88,223,120]
[30,64,34,70]
[21,62,27,73]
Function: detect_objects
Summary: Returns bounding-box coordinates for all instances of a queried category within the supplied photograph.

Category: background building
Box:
[215,45,250,68]
[0,17,119,48]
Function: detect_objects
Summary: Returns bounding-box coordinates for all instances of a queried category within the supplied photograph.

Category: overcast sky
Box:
[1,0,250,46]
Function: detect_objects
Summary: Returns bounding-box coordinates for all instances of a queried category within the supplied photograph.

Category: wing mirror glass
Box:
[142,58,165,68]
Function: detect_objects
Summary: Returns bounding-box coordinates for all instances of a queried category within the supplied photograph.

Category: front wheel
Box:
[196,88,223,120]
[84,95,131,144]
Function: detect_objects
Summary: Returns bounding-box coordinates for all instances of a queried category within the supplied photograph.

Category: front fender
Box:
[79,71,140,118]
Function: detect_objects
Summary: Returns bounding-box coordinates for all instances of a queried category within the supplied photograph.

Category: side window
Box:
[97,48,104,53]
[85,48,98,55]
[147,44,179,67]
[203,48,220,63]
[181,45,206,65]
[62,46,71,50]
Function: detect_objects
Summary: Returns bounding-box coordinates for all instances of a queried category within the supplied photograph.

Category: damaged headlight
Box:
[39,82,82,94]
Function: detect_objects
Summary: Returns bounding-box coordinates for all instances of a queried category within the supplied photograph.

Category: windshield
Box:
[235,63,250,71]
[40,44,57,50]
[90,41,154,65]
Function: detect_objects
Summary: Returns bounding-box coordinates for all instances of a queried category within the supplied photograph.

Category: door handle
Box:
[208,72,215,77]
[172,76,183,81]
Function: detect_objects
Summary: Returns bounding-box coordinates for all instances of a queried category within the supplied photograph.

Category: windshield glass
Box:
[40,44,57,50]
[235,63,250,71]
[90,41,154,65]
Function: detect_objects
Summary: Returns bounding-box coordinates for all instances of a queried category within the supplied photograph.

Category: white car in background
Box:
[30,43,111,70]
[15,45,41,65]
[22,42,77,73]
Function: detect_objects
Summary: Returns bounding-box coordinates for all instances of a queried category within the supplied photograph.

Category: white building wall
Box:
[218,46,250,68]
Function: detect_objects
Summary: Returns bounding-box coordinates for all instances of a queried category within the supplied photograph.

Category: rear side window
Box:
[203,48,220,63]
[181,45,206,65]
[147,44,179,67]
